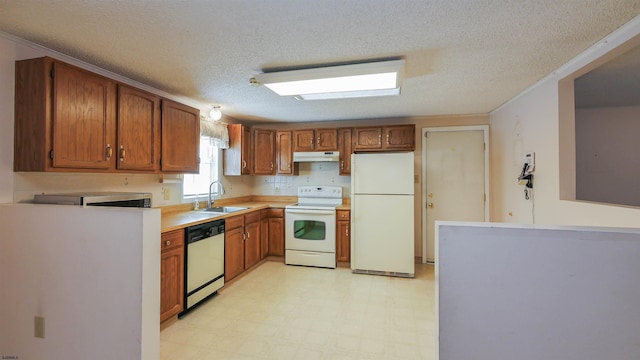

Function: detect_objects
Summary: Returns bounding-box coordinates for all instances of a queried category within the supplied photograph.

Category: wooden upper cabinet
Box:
[14,56,199,174]
[353,125,415,151]
[52,61,116,170]
[276,130,298,175]
[224,124,252,176]
[316,129,338,151]
[293,129,315,152]
[160,99,200,173]
[117,85,160,172]
[293,128,338,152]
[383,125,415,150]
[14,57,118,171]
[337,128,352,175]
[353,127,382,150]
[253,129,276,175]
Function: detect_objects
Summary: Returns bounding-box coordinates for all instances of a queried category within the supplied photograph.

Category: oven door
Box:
[285,208,336,253]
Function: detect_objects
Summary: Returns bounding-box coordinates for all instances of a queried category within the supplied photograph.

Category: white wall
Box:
[575,106,640,206]
[437,222,640,360]
[0,204,160,360]
[490,15,640,226]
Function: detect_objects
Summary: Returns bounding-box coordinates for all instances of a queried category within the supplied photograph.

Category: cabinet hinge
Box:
[49,150,54,159]
[159,159,163,167]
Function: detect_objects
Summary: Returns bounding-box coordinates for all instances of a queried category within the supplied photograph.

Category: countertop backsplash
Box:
[13,172,183,207]
[252,162,351,197]
[13,162,351,207]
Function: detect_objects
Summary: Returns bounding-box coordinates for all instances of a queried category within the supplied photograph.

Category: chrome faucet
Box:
[208,180,225,208]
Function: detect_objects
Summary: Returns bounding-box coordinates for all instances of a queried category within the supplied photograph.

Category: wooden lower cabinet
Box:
[244,212,261,269]
[160,229,184,323]
[260,209,269,259]
[225,211,261,282]
[267,209,285,256]
[225,221,246,282]
[336,210,351,263]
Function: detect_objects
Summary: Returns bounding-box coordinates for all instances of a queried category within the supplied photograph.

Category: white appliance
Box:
[285,186,342,268]
[351,152,415,277]
[181,219,225,315]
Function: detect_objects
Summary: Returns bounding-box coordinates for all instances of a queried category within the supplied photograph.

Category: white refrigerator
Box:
[351,152,415,277]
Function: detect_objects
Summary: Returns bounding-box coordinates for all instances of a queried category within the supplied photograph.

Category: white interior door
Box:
[424,128,487,262]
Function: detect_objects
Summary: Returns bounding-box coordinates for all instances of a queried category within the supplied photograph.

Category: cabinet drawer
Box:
[244,210,260,224]
[161,229,184,251]
[225,215,244,230]
[337,210,350,221]
[267,208,284,218]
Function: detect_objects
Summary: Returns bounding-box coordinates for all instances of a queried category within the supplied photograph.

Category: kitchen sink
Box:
[201,206,247,213]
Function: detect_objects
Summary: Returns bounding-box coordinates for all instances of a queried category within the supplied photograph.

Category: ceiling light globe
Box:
[209,107,222,121]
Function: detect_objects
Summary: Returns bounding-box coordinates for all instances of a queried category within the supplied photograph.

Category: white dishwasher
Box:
[181,219,225,316]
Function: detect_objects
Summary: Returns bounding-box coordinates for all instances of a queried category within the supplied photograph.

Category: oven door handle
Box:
[286,209,335,215]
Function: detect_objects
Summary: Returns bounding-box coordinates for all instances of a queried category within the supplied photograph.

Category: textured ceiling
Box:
[1,1,639,123]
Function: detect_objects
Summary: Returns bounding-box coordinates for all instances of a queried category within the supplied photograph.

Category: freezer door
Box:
[352,152,414,195]
[351,194,414,275]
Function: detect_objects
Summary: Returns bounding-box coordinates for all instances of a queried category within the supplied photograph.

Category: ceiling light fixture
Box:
[251,59,404,100]
[209,105,222,121]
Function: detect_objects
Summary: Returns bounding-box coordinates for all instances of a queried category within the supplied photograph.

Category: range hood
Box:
[293,151,340,162]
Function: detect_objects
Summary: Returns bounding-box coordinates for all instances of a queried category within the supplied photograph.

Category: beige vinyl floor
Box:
[160,261,435,360]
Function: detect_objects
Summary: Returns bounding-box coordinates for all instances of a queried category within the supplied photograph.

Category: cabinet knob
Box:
[346,228,349,237]
[270,162,274,171]
[242,160,247,169]
[427,202,434,208]
[165,240,171,246]
[340,161,344,170]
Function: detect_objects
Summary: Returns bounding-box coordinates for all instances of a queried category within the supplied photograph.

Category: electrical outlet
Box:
[163,188,170,200]
[34,316,45,338]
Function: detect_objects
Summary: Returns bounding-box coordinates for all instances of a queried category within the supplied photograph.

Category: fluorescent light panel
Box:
[255,59,404,100]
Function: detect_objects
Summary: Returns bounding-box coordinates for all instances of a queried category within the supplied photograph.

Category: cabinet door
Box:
[160,246,184,323]
[276,130,297,175]
[260,210,269,259]
[353,127,382,150]
[225,226,245,281]
[244,214,261,269]
[253,129,275,175]
[383,125,415,150]
[316,128,338,151]
[293,129,315,152]
[241,125,252,174]
[224,124,252,176]
[160,99,200,173]
[268,217,284,256]
[336,220,351,263]
[52,61,116,169]
[337,128,352,175]
[117,85,160,171]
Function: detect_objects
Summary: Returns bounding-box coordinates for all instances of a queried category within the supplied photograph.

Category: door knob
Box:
[427,202,434,208]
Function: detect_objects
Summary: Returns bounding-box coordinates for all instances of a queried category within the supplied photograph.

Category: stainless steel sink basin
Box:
[201,206,247,214]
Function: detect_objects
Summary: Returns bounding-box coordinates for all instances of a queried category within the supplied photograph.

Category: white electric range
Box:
[285,186,342,268]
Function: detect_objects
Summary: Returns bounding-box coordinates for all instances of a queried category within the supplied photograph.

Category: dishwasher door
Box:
[184,220,225,313]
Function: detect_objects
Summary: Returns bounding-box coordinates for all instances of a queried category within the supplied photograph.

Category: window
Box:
[183,136,220,198]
